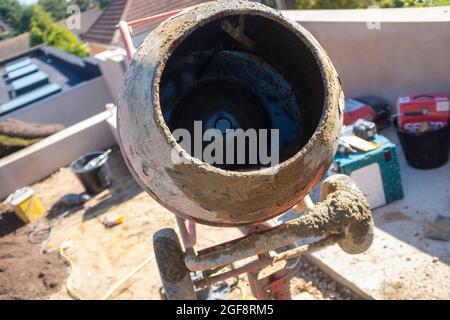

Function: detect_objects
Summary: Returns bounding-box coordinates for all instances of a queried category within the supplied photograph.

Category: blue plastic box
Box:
[332,134,404,209]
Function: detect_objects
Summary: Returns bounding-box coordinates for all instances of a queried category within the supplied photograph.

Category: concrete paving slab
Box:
[374,128,450,265]
[304,127,450,300]
[307,227,450,300]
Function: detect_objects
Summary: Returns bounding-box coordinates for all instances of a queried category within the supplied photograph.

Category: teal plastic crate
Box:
[332,134,404,209]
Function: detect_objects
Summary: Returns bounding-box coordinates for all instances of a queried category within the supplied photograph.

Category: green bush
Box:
[296,0,373,9]
[29,5,88,58]
[295,0,441,8]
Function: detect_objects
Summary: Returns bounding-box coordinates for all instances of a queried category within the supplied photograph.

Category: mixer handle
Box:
[184,175,374,271]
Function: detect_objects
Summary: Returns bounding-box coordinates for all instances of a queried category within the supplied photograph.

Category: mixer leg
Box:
[153,228,197,300]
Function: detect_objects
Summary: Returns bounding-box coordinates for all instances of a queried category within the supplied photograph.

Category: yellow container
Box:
[6,187,45,223]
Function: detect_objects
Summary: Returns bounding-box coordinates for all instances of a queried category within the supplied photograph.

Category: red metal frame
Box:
[117,9,184,61]
[117,6,198,254]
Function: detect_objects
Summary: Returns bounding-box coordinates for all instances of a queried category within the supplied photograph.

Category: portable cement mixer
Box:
[117,0,374,300]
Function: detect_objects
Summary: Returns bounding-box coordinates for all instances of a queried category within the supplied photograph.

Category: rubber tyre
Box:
[153,228,197,300]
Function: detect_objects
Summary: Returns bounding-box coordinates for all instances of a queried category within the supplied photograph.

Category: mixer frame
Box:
[116,8,374,300]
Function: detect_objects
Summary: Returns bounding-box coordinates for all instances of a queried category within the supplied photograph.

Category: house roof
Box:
[0,46,102,116]
[0,7,102,61]
[56,6,102,36]
[82,0,209,45]
[81,0,128,45]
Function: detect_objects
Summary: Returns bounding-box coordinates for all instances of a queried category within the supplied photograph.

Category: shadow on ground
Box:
[0,210,25,238]
[82,152,143,222]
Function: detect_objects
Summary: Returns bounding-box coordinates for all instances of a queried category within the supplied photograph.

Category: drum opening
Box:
[160,13,325,171]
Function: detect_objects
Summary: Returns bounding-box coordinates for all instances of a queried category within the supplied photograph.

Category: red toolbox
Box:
[344,99,377,126]
[397,93,449,132]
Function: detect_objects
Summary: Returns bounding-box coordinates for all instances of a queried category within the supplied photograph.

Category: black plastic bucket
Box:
[393,116,450,170]
[70,151,112,195]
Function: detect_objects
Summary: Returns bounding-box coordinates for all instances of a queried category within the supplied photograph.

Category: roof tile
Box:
[82,0,208,45]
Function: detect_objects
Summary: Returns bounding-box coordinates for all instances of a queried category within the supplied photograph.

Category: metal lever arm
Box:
[185,175,374,271]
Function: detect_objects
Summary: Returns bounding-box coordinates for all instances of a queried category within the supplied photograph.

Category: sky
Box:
[19,0,38,4]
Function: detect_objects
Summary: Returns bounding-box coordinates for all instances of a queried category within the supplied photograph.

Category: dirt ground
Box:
[0,207,67,300]
[0,148,359,300]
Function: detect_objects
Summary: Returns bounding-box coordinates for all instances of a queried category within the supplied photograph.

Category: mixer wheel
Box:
[153,228,197,300]
[338,219,374,255]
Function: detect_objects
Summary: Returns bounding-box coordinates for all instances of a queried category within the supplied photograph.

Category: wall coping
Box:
[282,6,450,23]
[0,110,112,167]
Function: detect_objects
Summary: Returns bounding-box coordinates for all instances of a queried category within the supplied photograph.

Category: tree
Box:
[74,0,95,12]
[29,5,89,57]
[97,0,110,9]
[0,0,23,30]
[0,0,110,38]
[38,0,68,21]
[15,5,34,34]
[36,0,109,20]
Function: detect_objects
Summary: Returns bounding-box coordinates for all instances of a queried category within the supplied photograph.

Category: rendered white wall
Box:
[284,7,450,108]
[0,110,116,200]
[0,77,113,127]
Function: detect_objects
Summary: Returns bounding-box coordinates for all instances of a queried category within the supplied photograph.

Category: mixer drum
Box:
[117,0,345,227]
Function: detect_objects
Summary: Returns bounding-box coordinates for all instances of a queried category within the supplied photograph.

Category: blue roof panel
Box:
[0,83,62,116]
[4,58,32,73]
[7,64,38,81]
[10,71,49,92]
